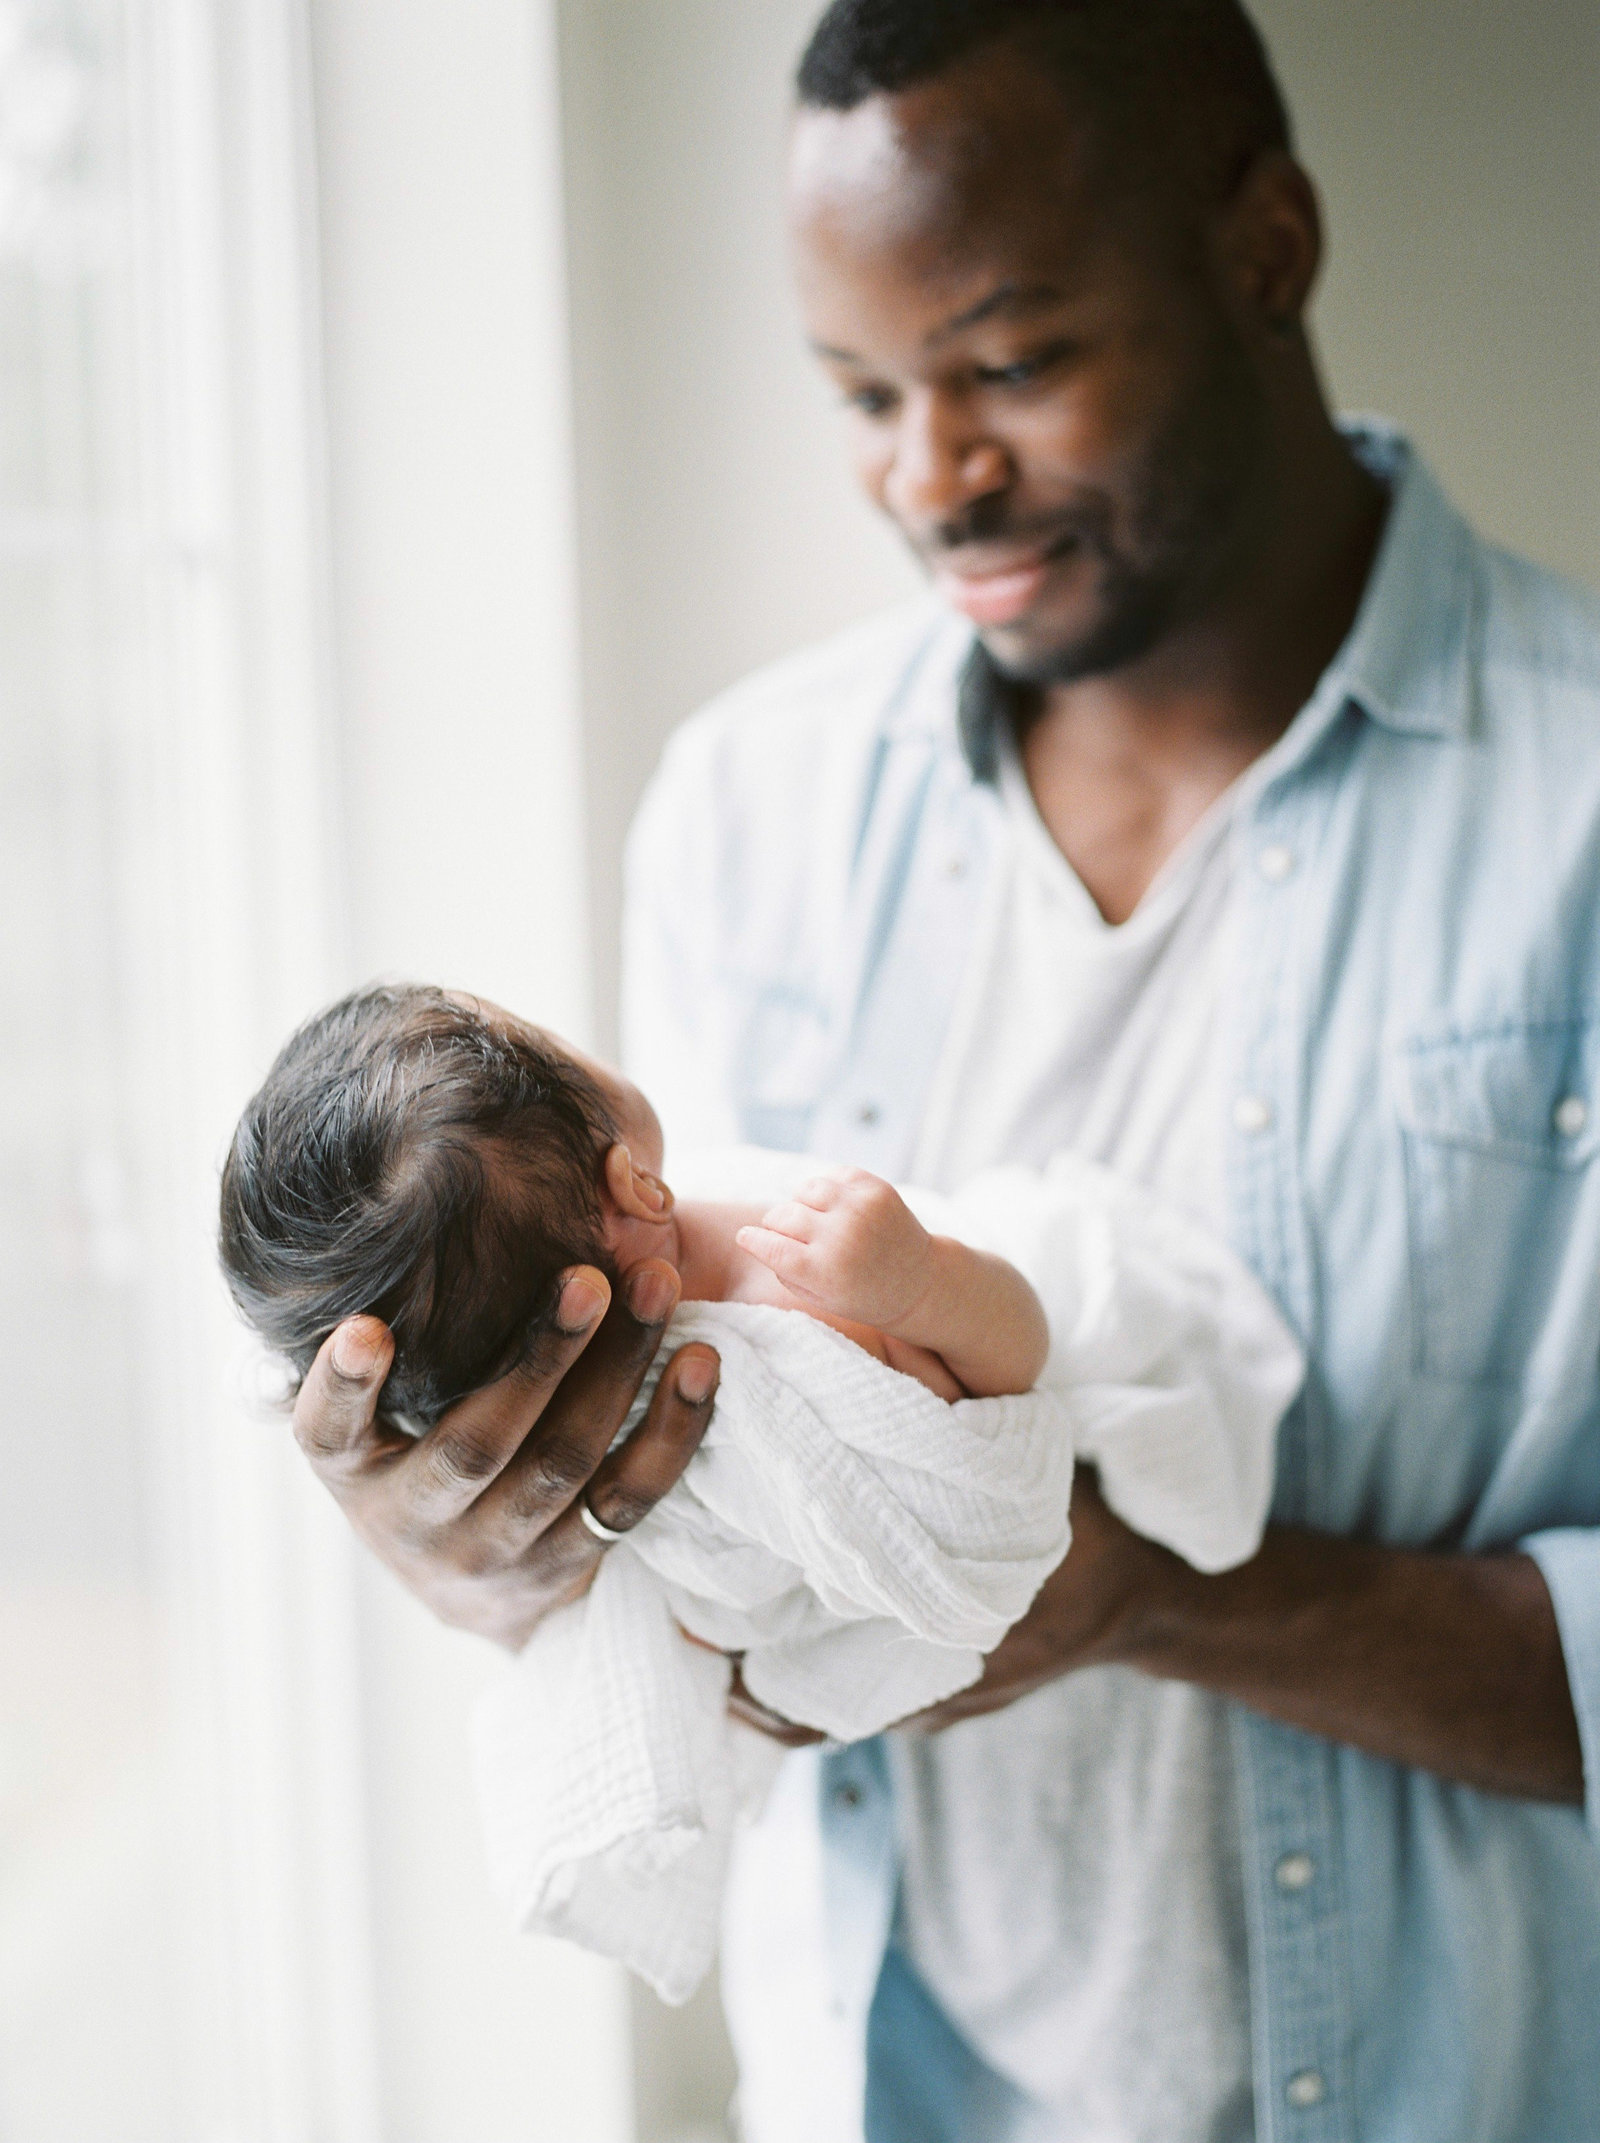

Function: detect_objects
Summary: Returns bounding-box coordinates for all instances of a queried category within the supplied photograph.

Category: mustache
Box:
[918,490,1116,561]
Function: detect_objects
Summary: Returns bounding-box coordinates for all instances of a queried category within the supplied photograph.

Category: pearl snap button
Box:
[1286,2070,1327,2109]
[1554,1095,1588,1139]
[854,1102,880,1128]
[1275,1852,1316,1892]
[1257,843,1295,883]
[1232,1094,1274,1136]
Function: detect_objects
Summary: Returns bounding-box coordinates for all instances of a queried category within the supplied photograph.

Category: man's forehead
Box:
[786,60,1130,332]
[788,43,1105,230]
[792,146,1123,362]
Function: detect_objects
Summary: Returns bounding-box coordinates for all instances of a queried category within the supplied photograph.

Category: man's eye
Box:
[844,384,897,418]
[976,344,1073,390]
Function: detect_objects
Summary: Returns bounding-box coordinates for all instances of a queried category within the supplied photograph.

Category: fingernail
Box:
[333,1319,383,1379]
[557,1274,609,1332]
[677,1352,717,1405]
[628,1267,676,1325]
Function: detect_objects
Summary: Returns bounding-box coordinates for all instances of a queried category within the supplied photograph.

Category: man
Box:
[293,2,1600,2136]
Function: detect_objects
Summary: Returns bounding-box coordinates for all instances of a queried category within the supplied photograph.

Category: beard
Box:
[940,318,1271,689]
[1010,539,1189,687]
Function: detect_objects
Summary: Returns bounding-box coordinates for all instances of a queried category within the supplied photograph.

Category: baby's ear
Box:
[602,1142,673,1220]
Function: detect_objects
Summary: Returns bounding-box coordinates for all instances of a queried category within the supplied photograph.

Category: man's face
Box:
[789,46,1271,685]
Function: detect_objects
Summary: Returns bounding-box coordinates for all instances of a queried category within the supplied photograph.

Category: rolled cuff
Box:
[1521,1526,1600,1840]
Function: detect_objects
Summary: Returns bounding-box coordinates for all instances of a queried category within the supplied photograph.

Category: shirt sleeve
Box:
[1520,1526,1600,1839]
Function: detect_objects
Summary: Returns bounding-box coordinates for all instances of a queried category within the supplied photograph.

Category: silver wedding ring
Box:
[579,1495,628,1545]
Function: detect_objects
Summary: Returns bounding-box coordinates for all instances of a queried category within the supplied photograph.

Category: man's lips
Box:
[930,535,1078,628]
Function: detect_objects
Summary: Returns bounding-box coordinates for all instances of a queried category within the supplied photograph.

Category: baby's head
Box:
[219,983,664,1426]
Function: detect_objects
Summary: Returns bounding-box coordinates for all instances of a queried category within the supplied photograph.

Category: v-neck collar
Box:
[994,719,1246,937]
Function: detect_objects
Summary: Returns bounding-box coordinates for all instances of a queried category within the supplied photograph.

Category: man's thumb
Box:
[294,1316,394,1465]
[331,1315,390,1383]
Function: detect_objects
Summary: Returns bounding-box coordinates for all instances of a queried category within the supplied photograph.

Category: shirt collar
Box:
[951,420,1481,785]
[1322,423,1480,741]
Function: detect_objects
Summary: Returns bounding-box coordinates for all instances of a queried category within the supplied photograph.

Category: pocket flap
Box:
[1393,1019,1600,1167]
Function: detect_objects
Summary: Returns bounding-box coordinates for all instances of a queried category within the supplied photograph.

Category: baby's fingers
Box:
[753,1197,825,1243]
[791,1171,849,1212]
[735,1224,824,1297]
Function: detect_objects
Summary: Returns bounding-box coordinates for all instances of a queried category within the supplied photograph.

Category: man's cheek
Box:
[1023,356,1165,492]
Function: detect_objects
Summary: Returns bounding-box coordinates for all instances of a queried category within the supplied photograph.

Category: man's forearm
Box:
[1124,1525,1584,1805]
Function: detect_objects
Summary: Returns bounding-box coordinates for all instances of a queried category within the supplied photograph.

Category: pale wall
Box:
[557,0,921,1053]
[1255,0,1600,589]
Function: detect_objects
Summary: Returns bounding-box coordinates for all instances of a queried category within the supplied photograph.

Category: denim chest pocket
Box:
[1394,1019,1600,1384]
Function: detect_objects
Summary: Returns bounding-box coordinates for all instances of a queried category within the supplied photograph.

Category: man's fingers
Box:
[907,1682,1012,1733]
[403,1268,614,1520]
[476,1259,683,1535]
[727,1664,826,1748]
[905,1645,1035,1731]
[500,1336,719,1610]
[581,1341,720,1534]
[292,1316,397,1474]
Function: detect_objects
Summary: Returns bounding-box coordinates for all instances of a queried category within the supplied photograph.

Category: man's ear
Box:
[603,1142,673,1220]
[1214,149,1322,347]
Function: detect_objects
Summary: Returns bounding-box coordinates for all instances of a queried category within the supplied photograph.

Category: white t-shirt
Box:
[889,728,1256,2141]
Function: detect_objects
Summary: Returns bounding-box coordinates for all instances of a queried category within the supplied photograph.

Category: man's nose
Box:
[883,388,1010,531]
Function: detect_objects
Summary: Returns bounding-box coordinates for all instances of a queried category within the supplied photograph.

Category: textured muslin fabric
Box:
[472,1152,1302,2004]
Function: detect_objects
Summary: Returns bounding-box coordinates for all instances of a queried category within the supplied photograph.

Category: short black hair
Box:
[797,0,1292,203]
[219,983,618,1427]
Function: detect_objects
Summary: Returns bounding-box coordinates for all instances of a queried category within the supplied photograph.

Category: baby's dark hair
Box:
[219,983,619,1426]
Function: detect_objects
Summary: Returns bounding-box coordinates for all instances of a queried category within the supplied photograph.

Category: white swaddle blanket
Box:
[473,1151,1303,2003]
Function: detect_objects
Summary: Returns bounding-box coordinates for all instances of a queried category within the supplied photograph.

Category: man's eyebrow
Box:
[809,283,1069,369]
[926,282,1067,347]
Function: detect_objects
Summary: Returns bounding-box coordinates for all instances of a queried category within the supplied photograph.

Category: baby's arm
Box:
[734,1169,1049,1398]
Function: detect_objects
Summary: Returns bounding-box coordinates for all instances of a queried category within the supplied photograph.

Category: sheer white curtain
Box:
[0,0,383,2135]
[0,0,630,2137]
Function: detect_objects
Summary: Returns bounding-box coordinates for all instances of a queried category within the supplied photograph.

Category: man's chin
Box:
[970,567,1180,688]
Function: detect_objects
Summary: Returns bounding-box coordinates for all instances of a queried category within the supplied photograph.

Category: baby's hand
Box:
[734,1169,935,1333]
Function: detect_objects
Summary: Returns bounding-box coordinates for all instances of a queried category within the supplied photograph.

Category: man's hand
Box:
[291,1259,719,1650]
[912,1475,1584,1809]
[723,1475,1145,1749]
[726,1663,827,1749]
[913,1471,1163,1729]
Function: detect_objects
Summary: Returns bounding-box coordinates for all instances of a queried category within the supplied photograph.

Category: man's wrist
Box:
[1098,1526,1211,1673]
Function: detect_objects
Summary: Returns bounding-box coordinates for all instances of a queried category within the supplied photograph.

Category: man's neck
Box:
[1020,423,1388,923]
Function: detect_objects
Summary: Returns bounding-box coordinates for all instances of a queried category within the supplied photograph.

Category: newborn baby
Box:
[222,981,1303,2003]
[219,980,1049,1420]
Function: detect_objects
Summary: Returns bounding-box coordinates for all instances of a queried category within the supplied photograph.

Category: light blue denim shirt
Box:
[623,426,1600,2141]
